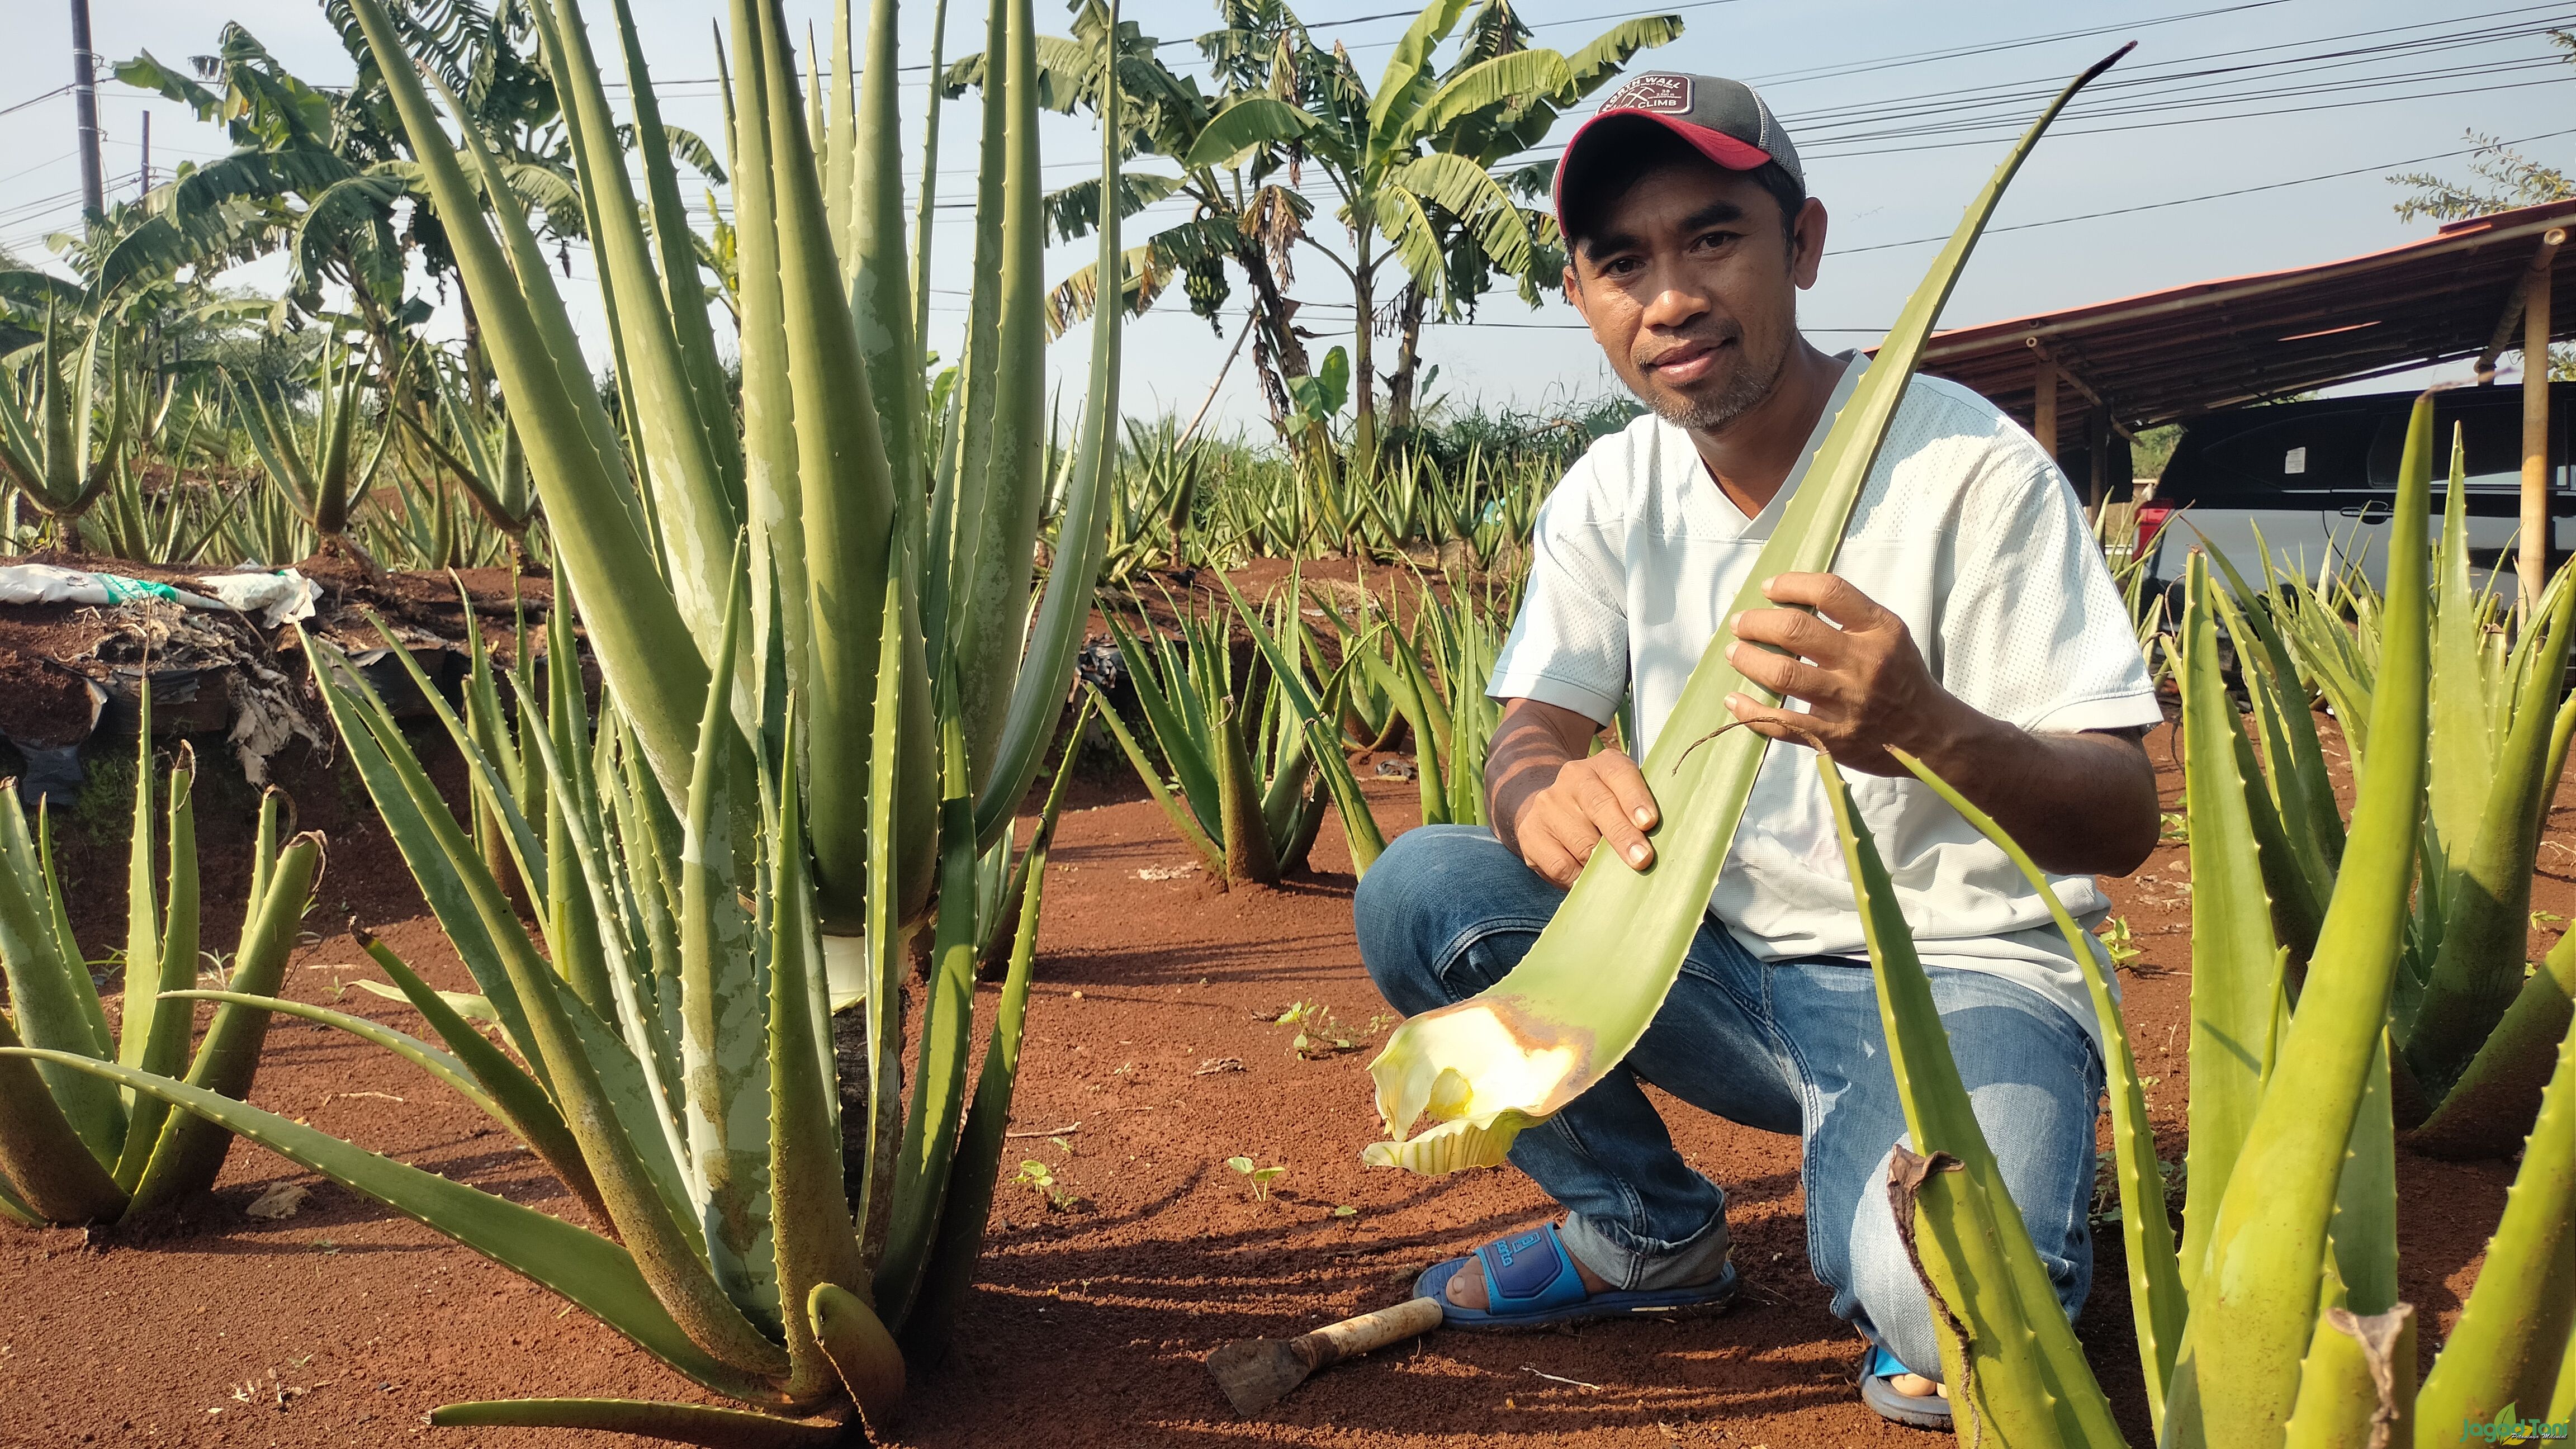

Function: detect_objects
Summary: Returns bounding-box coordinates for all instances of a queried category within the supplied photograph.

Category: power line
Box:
[874,8,2576,193]
[600,0,1747,86]
[1792,24,2574,148]
[935,40,2576,224]
[1803,69,2576,161]
[1746,1,2302,90]
[0,150,80,192]
[0,83,77,119]
[1831,124,2576,257]
[1781,6,2569,131]
[1494,7,2576,164]
[1273,126,2576,332]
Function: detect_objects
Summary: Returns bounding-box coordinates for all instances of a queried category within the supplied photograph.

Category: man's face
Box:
[1563,160,1826,435]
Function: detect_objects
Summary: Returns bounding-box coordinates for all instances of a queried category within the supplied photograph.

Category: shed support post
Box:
[2086,410,2114,515]
[2032,353,2059,462]
[2525,252,2556,622]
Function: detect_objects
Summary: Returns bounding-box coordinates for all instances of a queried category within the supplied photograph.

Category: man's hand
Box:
[1486,698,1661,888]
[1721,572,1966,775]
[1717,570,2158,875]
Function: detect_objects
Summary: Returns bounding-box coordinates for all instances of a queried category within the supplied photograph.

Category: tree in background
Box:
[2389,30,2574,379]
[105,1,721,383]
[954,0,1674,462]
[1252,0,1678,465]
[945,0,1323,444]
[1366,0,1677,435]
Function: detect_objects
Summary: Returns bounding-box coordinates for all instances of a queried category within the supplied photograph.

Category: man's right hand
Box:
[1485,697,1663,889]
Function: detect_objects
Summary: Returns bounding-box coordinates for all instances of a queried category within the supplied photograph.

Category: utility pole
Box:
[69,0,105,217]
[138,110,151,197]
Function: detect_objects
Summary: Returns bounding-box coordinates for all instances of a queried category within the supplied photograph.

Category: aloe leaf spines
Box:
[2161,394,2435,1447]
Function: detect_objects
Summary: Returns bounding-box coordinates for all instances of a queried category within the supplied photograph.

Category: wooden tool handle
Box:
[1294,1296,1445,1371]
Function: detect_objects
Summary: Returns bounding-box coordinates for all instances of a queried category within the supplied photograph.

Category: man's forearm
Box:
[1901,704,2157,877]
[1485,702,1595,858]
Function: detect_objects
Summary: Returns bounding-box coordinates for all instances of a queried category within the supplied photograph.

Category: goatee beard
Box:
[1644,335,1786,434]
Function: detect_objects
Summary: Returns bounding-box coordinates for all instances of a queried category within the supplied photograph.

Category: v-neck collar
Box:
[1671,351,1868,537]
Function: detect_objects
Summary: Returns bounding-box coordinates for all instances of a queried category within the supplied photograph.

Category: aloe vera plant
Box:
[1807,395,2576,1449]
[1092,577,1390,887]
[392,349,542,569]
[0,688,321,1228]
[0,314,130,537]
[0,0,1125,1432]
[1098,419,1207,589]
[230,337,395,556]
[1324,573,1509,830]
[2204,448,2576,1160]
[1814,752,2128,1444]
[1092,593,1332,887]
[1359,46,2130,1175]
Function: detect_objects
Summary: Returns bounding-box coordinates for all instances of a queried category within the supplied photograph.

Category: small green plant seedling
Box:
[2097,915,2144,972]
[2157,809,2189,843]
[1330,1205,1357,1218]
[1227,1156,1286,1202]
[1012,1159,1083,1213]
[1277,1000,1355,1058]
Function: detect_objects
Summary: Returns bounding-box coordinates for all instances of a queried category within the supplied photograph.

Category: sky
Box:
[3,0,2573,435]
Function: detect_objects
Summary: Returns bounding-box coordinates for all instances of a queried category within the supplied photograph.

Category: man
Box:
[1352,73,2160,1431]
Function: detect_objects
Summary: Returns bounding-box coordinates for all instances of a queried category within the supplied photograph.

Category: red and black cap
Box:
[1554,73,1803,231]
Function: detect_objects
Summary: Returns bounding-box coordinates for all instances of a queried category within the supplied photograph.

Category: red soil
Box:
[0,701,2556,1448]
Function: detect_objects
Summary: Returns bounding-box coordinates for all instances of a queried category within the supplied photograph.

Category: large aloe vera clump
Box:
[1819,397,2576,1448]
[0,691,321,1228]
[1361,46,2132,1174]
[4,0,1124,1433]
[2218,471,2576,1159]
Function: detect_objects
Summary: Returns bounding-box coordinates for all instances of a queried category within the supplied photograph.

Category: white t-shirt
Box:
[1486,354,2162,1048]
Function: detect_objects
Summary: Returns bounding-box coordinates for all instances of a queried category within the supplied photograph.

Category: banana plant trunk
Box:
[1348,228,1377,475]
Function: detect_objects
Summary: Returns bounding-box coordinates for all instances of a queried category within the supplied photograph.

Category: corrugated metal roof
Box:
[1909,197,2576,451]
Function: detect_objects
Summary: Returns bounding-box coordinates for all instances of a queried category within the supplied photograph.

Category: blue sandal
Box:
[1412,1221,1740,1331]
[1858,1343,1953,1430]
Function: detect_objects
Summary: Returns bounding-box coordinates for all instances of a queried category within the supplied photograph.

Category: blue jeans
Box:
[1354,826,2102,1380]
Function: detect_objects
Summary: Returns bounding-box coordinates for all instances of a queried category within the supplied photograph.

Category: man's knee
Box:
[1355,826,1546,1015]
[1841,1144,1946,1377]
[1839,1134,2092,1382]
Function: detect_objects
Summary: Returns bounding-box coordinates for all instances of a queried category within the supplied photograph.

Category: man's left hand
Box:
[1722,572,1964,775]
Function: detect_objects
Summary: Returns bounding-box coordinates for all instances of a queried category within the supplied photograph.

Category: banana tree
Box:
[1370,0,1683,431]
[1257,0,1682,461]
[0,688,321,1228]
[2,0,1129,1431]
[1807,396,2576,1448]
[1357,46,2130,1176]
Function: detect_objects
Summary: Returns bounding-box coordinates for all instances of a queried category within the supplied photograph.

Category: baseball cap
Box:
[1554,72,1804,234]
